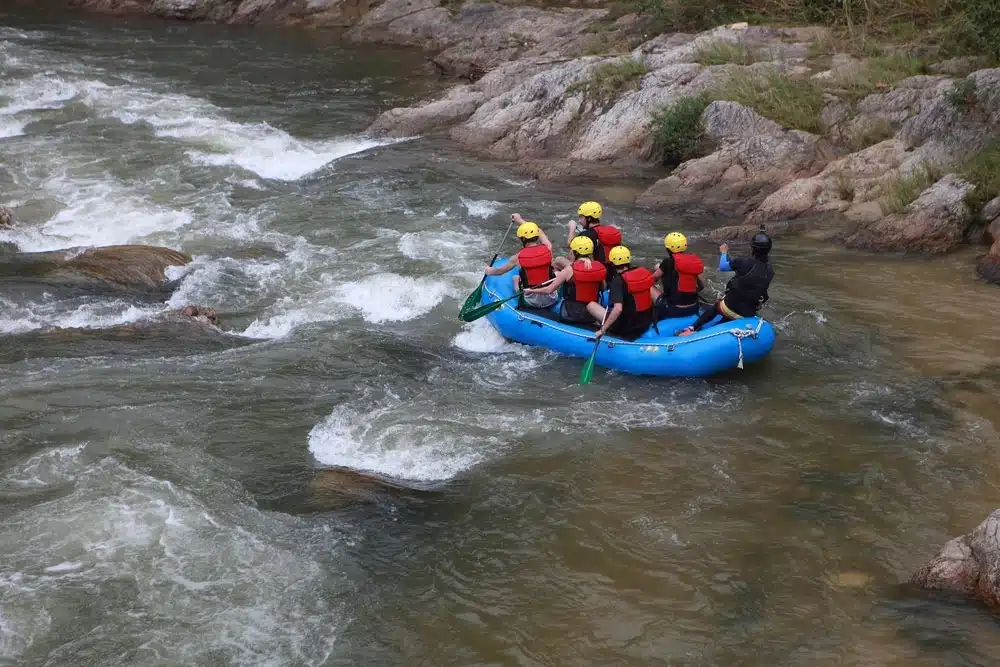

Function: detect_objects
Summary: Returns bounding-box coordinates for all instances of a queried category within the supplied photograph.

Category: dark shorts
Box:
[609,311,654,340]
[655,295,698,319]
[559,300,594,324]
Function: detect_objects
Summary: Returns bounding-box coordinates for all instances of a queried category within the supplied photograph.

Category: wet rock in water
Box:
[0,305,250,364]
[977,224,1000,284]
[179,304,220,327]
[304,466,442,508]
[911,509,1000,612]
[0,206,15,228]
[843,173,974,253]
[2,244,192,295]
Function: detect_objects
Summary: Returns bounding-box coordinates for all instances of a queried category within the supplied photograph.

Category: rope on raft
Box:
[482,285,766,369]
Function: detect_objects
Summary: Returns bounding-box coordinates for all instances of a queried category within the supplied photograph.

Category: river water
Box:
[2,6,1000,667]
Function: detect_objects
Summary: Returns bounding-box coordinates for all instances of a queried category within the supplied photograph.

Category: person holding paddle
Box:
[524,235,607,325]
[484,216,558,309]
[590,245,655,341]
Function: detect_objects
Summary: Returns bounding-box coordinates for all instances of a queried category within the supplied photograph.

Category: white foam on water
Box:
[397,230,488,262]
[0,74,81,116]
[0,296,166,334]
[452,317,524,354]
[460,198,503,219]
[308,401,490,482]
[0,175,194,252]
[0,117,28,138]
[0,443,88,490]
[43,562,83,574]
[0,456,341,666]
[70,79,407,181]
[805,309,828,324]
[333,273,453,324]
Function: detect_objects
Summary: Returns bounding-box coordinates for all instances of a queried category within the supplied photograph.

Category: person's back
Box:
[653,232,704,318]
[604,246,654,339]
[677,228,774,336]
[718,237,774,319]
[568,201,621,278]
[557,235,607,325]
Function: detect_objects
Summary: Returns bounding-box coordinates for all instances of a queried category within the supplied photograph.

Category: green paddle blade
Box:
[580,341,599,385]
[459,290,522,323]
[457,279,485,321]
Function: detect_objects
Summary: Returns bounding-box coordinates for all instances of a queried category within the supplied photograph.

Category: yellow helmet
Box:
[608,245,631,266]
[577,201,602,219]
[516,221,541,240]
[569,235,594,256]
[664,232,687,253]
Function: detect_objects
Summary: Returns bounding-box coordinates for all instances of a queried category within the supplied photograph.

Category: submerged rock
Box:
[911,509,1000,612]
[0,206,15,228]
[304,465,443,508]
[0,305,250,364]
[2,244,192,294]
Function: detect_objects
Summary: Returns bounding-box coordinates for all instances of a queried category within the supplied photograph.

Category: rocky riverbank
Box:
[63,0,1000,284]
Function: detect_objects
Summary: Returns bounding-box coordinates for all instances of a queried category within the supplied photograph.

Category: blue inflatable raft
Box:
[481,257,776,378]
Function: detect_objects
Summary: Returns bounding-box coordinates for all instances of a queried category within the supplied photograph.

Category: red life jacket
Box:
[569,260,606,303]
[621,267,654,312]
[672,252,704,294]
[517,244,554,287]
[593,225,622,258]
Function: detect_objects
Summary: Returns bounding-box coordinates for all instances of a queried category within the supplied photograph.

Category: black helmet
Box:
[751,231,772,254]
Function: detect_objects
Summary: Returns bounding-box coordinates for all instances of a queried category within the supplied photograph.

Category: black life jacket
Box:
[725,257,774,316]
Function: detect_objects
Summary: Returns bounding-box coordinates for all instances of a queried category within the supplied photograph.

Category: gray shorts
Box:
[523,291,559,309]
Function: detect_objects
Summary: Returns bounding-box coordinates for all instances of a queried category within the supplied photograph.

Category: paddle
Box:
[458,218,516,322]
[580,307,610,385]
[460,278,557,323]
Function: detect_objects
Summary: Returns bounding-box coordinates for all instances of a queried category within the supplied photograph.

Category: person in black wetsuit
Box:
[677,228,774,336]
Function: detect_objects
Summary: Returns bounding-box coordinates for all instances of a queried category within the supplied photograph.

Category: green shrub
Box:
[845,117,895,152]
[651,93,713,167]
[832,55,928,102]
[709,70,826,133]
[879,162,943,214]
[960,142,1000,213]
[568,59,650,105]
[694,41,759,66]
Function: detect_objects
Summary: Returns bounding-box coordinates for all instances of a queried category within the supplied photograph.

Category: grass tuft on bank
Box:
[568,58,650,104]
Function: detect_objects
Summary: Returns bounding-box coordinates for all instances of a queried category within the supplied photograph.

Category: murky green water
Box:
[2,6,1000,666]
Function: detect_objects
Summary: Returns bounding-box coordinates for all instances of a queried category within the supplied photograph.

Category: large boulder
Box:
[843,173,974,252]
[911,509,1000,612]
[742,139,907,225]
[977,212,1000,284]
[2,244,192,294]
[637,101,831,214]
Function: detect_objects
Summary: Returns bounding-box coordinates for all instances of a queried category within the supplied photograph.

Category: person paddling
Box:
[591,245,655,340]
[484,216,557,309]
[524,235,607,325]
[677,228,774,336]
[651,232,705,319]
[567,201,621,279]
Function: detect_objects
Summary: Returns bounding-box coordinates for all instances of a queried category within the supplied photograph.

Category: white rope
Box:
[482,285,766,357]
